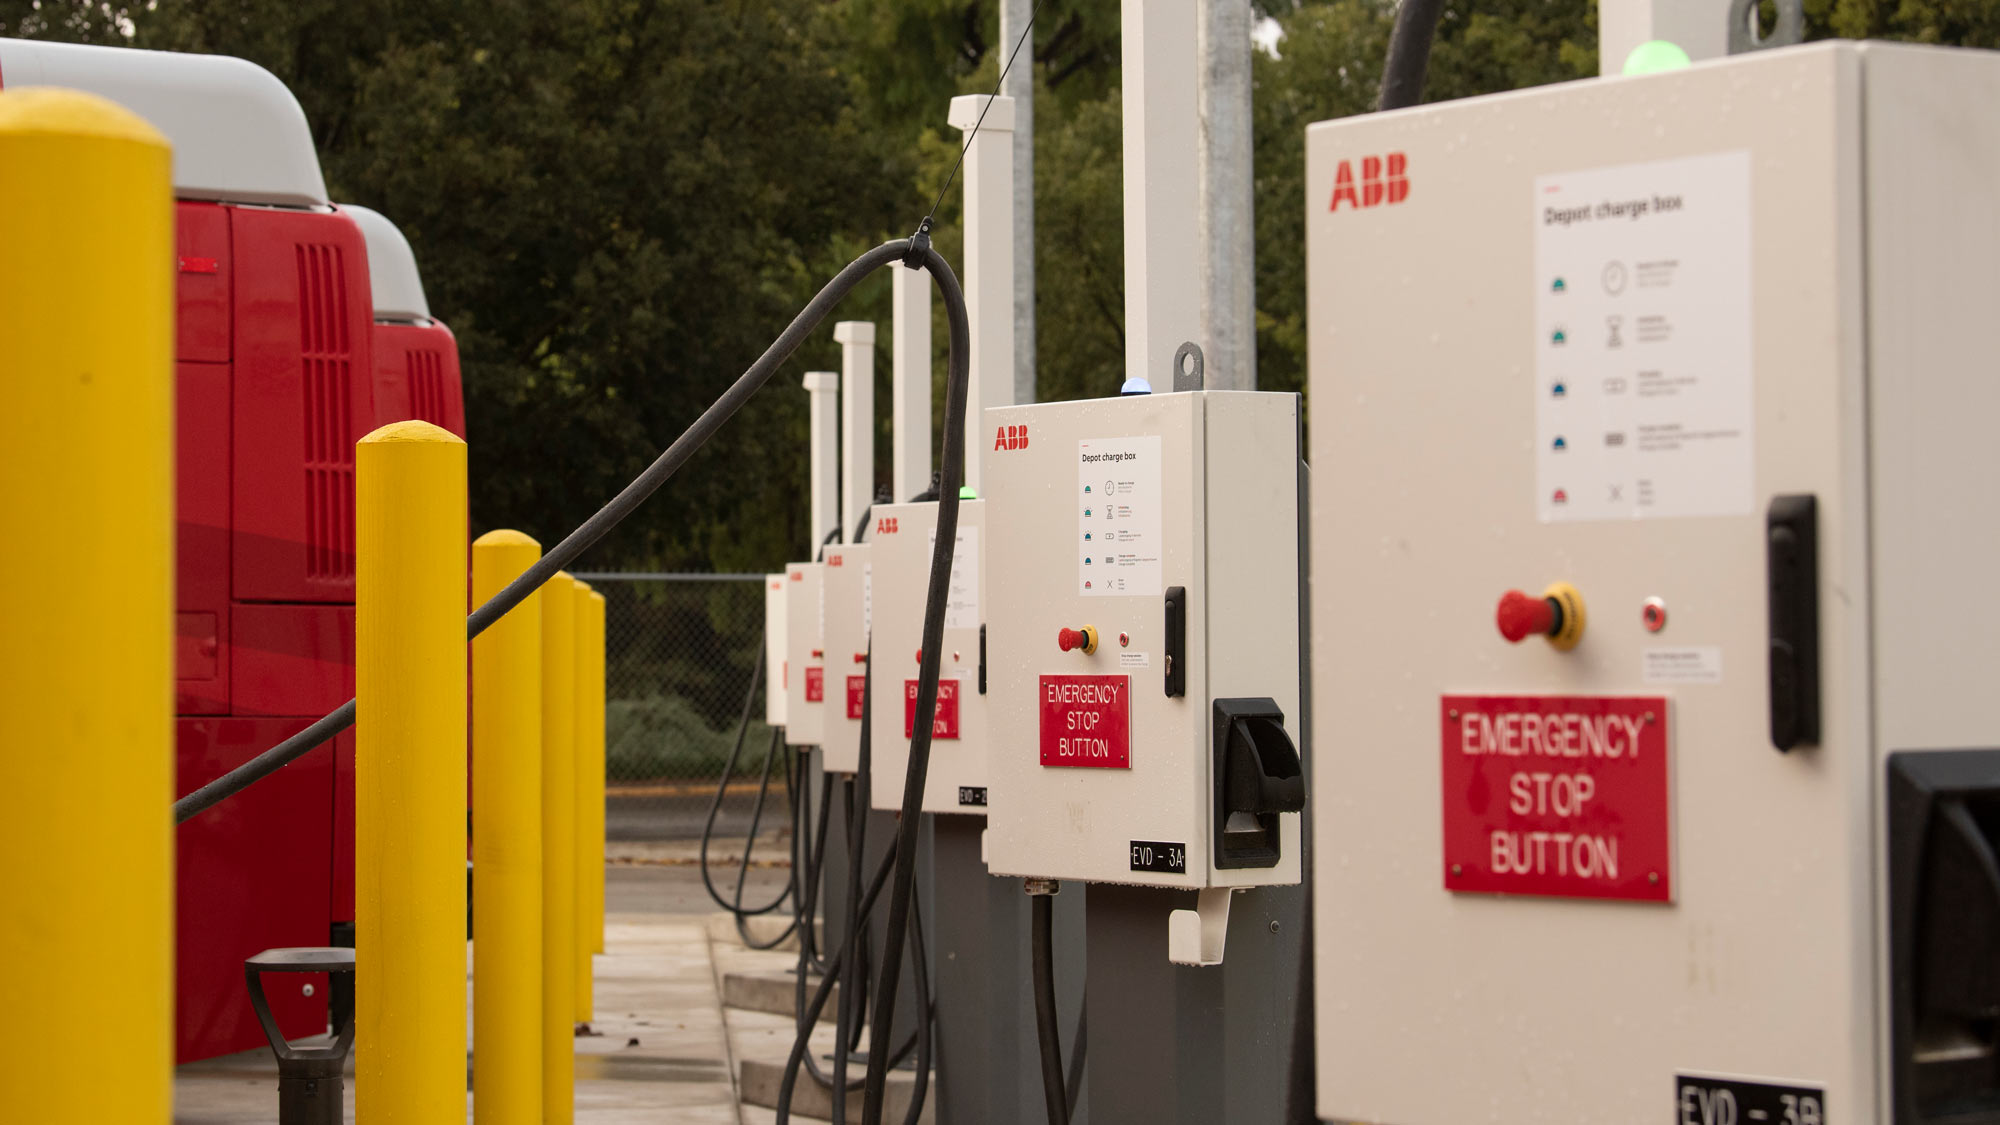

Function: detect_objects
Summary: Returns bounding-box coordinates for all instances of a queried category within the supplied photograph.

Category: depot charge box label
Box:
[1040,674,1131,768]
[805,666,824,703]
[1441,694,1672,902]
[846,675,867,720]
[904,678,960,739]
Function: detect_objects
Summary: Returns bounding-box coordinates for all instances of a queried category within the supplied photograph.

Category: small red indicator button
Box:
[854,653,867,664]
[1496,590,1556,643]
[810,649,823,660]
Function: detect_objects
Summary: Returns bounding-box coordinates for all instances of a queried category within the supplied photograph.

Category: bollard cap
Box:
[0,85,167,147]
[473,528,540,549]
[360,418,463,445]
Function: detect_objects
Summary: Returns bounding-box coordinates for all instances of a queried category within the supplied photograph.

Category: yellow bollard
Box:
[570,581,595,1022]
[586,590,607,956]
[355,421,468,1123]
[471,531,544,1123]
[572,583,607,1022]
[0,88,173,1125]
[541,572,578,1124]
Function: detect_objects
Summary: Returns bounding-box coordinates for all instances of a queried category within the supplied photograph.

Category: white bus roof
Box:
[0,38,327,207]
[340,204,432,323]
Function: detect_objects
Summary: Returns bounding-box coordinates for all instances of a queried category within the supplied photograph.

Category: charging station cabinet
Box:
[819,542,871,773]
[1307,41,2000,1123]
[782,562,826,747]
[764,573,788,728]
[983,391,1305,898]
[868,500,989,815]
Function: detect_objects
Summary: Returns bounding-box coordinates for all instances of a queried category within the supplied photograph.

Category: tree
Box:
[3,0,917,573]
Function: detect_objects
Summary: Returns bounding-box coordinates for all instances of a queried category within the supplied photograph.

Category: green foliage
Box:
[606,693,774,782]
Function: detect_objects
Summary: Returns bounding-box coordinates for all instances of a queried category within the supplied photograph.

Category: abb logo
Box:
[875,516,900,535]
[790,571,803,582]
[993,424,1030,451]
[827,553,843,567]
[1329,153,1409,211]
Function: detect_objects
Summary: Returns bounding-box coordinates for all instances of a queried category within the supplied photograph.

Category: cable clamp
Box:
[902,215,933,270]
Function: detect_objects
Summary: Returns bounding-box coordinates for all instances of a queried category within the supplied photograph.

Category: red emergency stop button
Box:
[1496,590,1557,642]
[1057,625,1100,655]
[1495,582,1587,651]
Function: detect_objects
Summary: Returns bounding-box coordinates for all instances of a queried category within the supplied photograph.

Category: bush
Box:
[605,693,773,783]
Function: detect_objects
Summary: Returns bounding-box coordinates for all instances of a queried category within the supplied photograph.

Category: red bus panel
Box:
[230,603,356,717]
[177,360,231,714]
[175,717,335,1063]
[174,201,230,363]
[371,320,466,438]
[230,207,374,603]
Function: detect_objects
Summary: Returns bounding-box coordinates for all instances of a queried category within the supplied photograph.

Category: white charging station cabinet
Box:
[764,573,789,728]
[818,542,871,773]
[983,391,1305,893]
[1309,42,2000,1124]
[782,561,826,747]
[868,500,989,815]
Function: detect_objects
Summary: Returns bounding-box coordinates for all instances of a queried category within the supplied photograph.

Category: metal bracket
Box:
[1167,887,1232,966]
[1727,0,1804,54]
[1172,341,1206,392]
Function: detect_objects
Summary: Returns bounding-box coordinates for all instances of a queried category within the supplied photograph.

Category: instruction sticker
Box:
[1644,646,1723,684]
[1535,151,1753,522]
[805,666,824,703]
[1078,436,1162,596]
[925,525,980,630]
[845,675,866,720]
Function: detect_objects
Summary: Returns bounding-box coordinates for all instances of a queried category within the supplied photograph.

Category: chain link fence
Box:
[582,573,786,842]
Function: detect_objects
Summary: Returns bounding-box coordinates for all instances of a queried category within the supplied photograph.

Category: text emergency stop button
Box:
[1495,582,1587,651]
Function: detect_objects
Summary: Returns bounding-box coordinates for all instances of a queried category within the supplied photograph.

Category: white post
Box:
[803,370,840,551]
[1198,0,1256,390]
[1122,0,1201,392]
[892,267,932,502]
[835,321,876,541]
[948,93,1016,498]
[1599,0,1728,74]
[1000,0,1038,407]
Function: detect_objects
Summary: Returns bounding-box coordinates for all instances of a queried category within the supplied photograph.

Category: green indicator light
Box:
[1623,40,1691,75]
[959,485,978,499]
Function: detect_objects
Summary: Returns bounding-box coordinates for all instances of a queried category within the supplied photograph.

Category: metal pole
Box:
[804,371,841,546]
[836,321,877,537]
[0,87,173,1125]
[472,530,545,1124]
[999,0,1038,406]
[355,419,469,1123]
[571,579,598,1023]
[892,267,933,501]
[1121,0,1201,389]
[948,93,1017,495]
[540,572,579,1125]
[1198,0,1257,390]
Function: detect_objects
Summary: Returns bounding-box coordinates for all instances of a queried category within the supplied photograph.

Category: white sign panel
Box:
[1078,436,1162,596]
[926,524,981,630]
[1534,151,1754,522]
